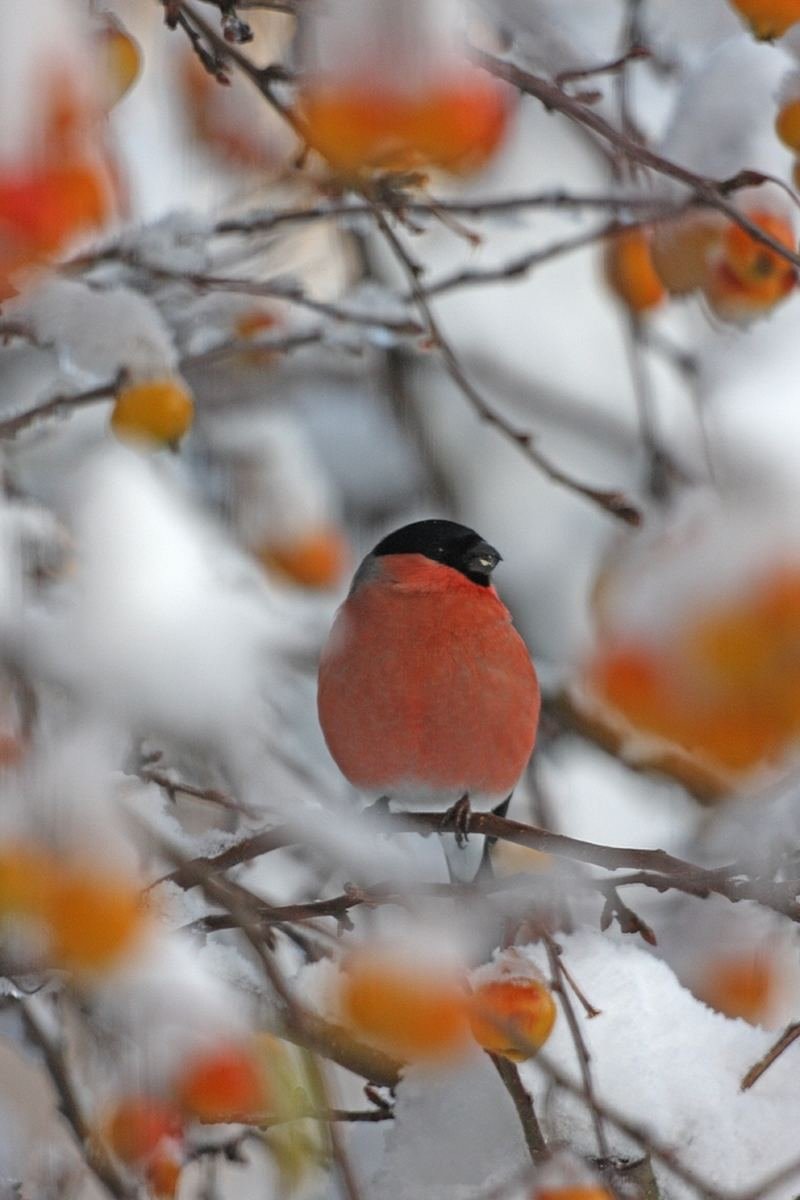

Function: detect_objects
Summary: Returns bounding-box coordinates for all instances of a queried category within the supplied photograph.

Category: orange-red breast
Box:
[317,520,539,872]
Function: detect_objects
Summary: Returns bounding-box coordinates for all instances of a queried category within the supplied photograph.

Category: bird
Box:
[317,519,540,879]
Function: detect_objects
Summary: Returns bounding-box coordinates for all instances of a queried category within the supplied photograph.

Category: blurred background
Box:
[5,0,800,1197]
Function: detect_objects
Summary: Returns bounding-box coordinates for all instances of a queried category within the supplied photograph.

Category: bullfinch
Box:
[317,519,540,878]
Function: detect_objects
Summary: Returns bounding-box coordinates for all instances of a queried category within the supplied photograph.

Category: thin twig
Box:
[63,191,697,274]
[418,206,690,300]
[369,203,641,526]
[471,49,800,275]
[488,1052,548,1164]
[19,996,135,1199]
[543,934,609,1158]
[133,262,422,336]
[556,45,650,88]
[0,377,120,440]
[740,1021,800,1091]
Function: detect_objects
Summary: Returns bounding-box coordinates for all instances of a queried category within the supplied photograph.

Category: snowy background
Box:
[3,0,800,1198]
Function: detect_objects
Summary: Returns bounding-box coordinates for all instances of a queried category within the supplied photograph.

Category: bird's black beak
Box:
[466,541,502,577]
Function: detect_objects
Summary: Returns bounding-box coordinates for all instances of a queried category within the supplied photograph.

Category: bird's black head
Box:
[371,519,502,587]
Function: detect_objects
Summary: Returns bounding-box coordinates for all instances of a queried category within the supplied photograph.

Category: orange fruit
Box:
[259,526,350,589]
[727,0,800,38]
[176,1043,269,1123]
[589,643,678,735]
[720,212,795,287]
[755,565,800,625]
[104,1096,183,1166]
[0,734,24,767]
[684,607,774,686]
[776,97,800,149]
[468,977,557,1062]
[650,214,724,295]
[0,844,56,916]
[146,1148,183,1198]
[0,162,109,283]
[233,308,281,340]
[46,870,147,973]
[94,22,142,110]
[604,228,666,313]
[696,954,777,1024]
[408,73,513,175]
[704,212,796,320]
[110,378,195,446]
[300,70,511,177]
[536,1189,613,1200]
[340,951,471,1062]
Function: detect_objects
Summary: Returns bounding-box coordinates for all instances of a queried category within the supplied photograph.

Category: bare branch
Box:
[740,1022,800,1092]
[488,1052,548,1164]
[18,997,135,1200]
[369,204,641,526]
[471,49,800,275]
[0,377,120,441]
[544,934,609,1158]
[556,45,650,88]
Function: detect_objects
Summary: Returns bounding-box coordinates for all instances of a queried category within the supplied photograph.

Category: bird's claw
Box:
[441,793,471,847]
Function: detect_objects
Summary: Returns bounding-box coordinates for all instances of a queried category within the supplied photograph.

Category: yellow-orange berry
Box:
[110,378,195,446]
[46,870,147,973]
[704,210,796,320]
[650,214,724,296]
[233,308,281,340]
[727,0,800,39]
[94,22,141,110]
[535,1189,614,1200]
[696,954,777,1024]
[469,977,557,1062]
[776,97,800,150]
[147,1149,183,1199]
[0,844,56,916]
[104,1096,184,1166]
[604,228,666,313]
[176,1043,269,1124]
[722,212,795,287]
[300,70,512,177]
[0,163,110,290]
[258,527,350,590]
[340,951,470,1062]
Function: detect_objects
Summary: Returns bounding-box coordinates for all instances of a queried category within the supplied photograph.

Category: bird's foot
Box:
[440,793,471,847]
